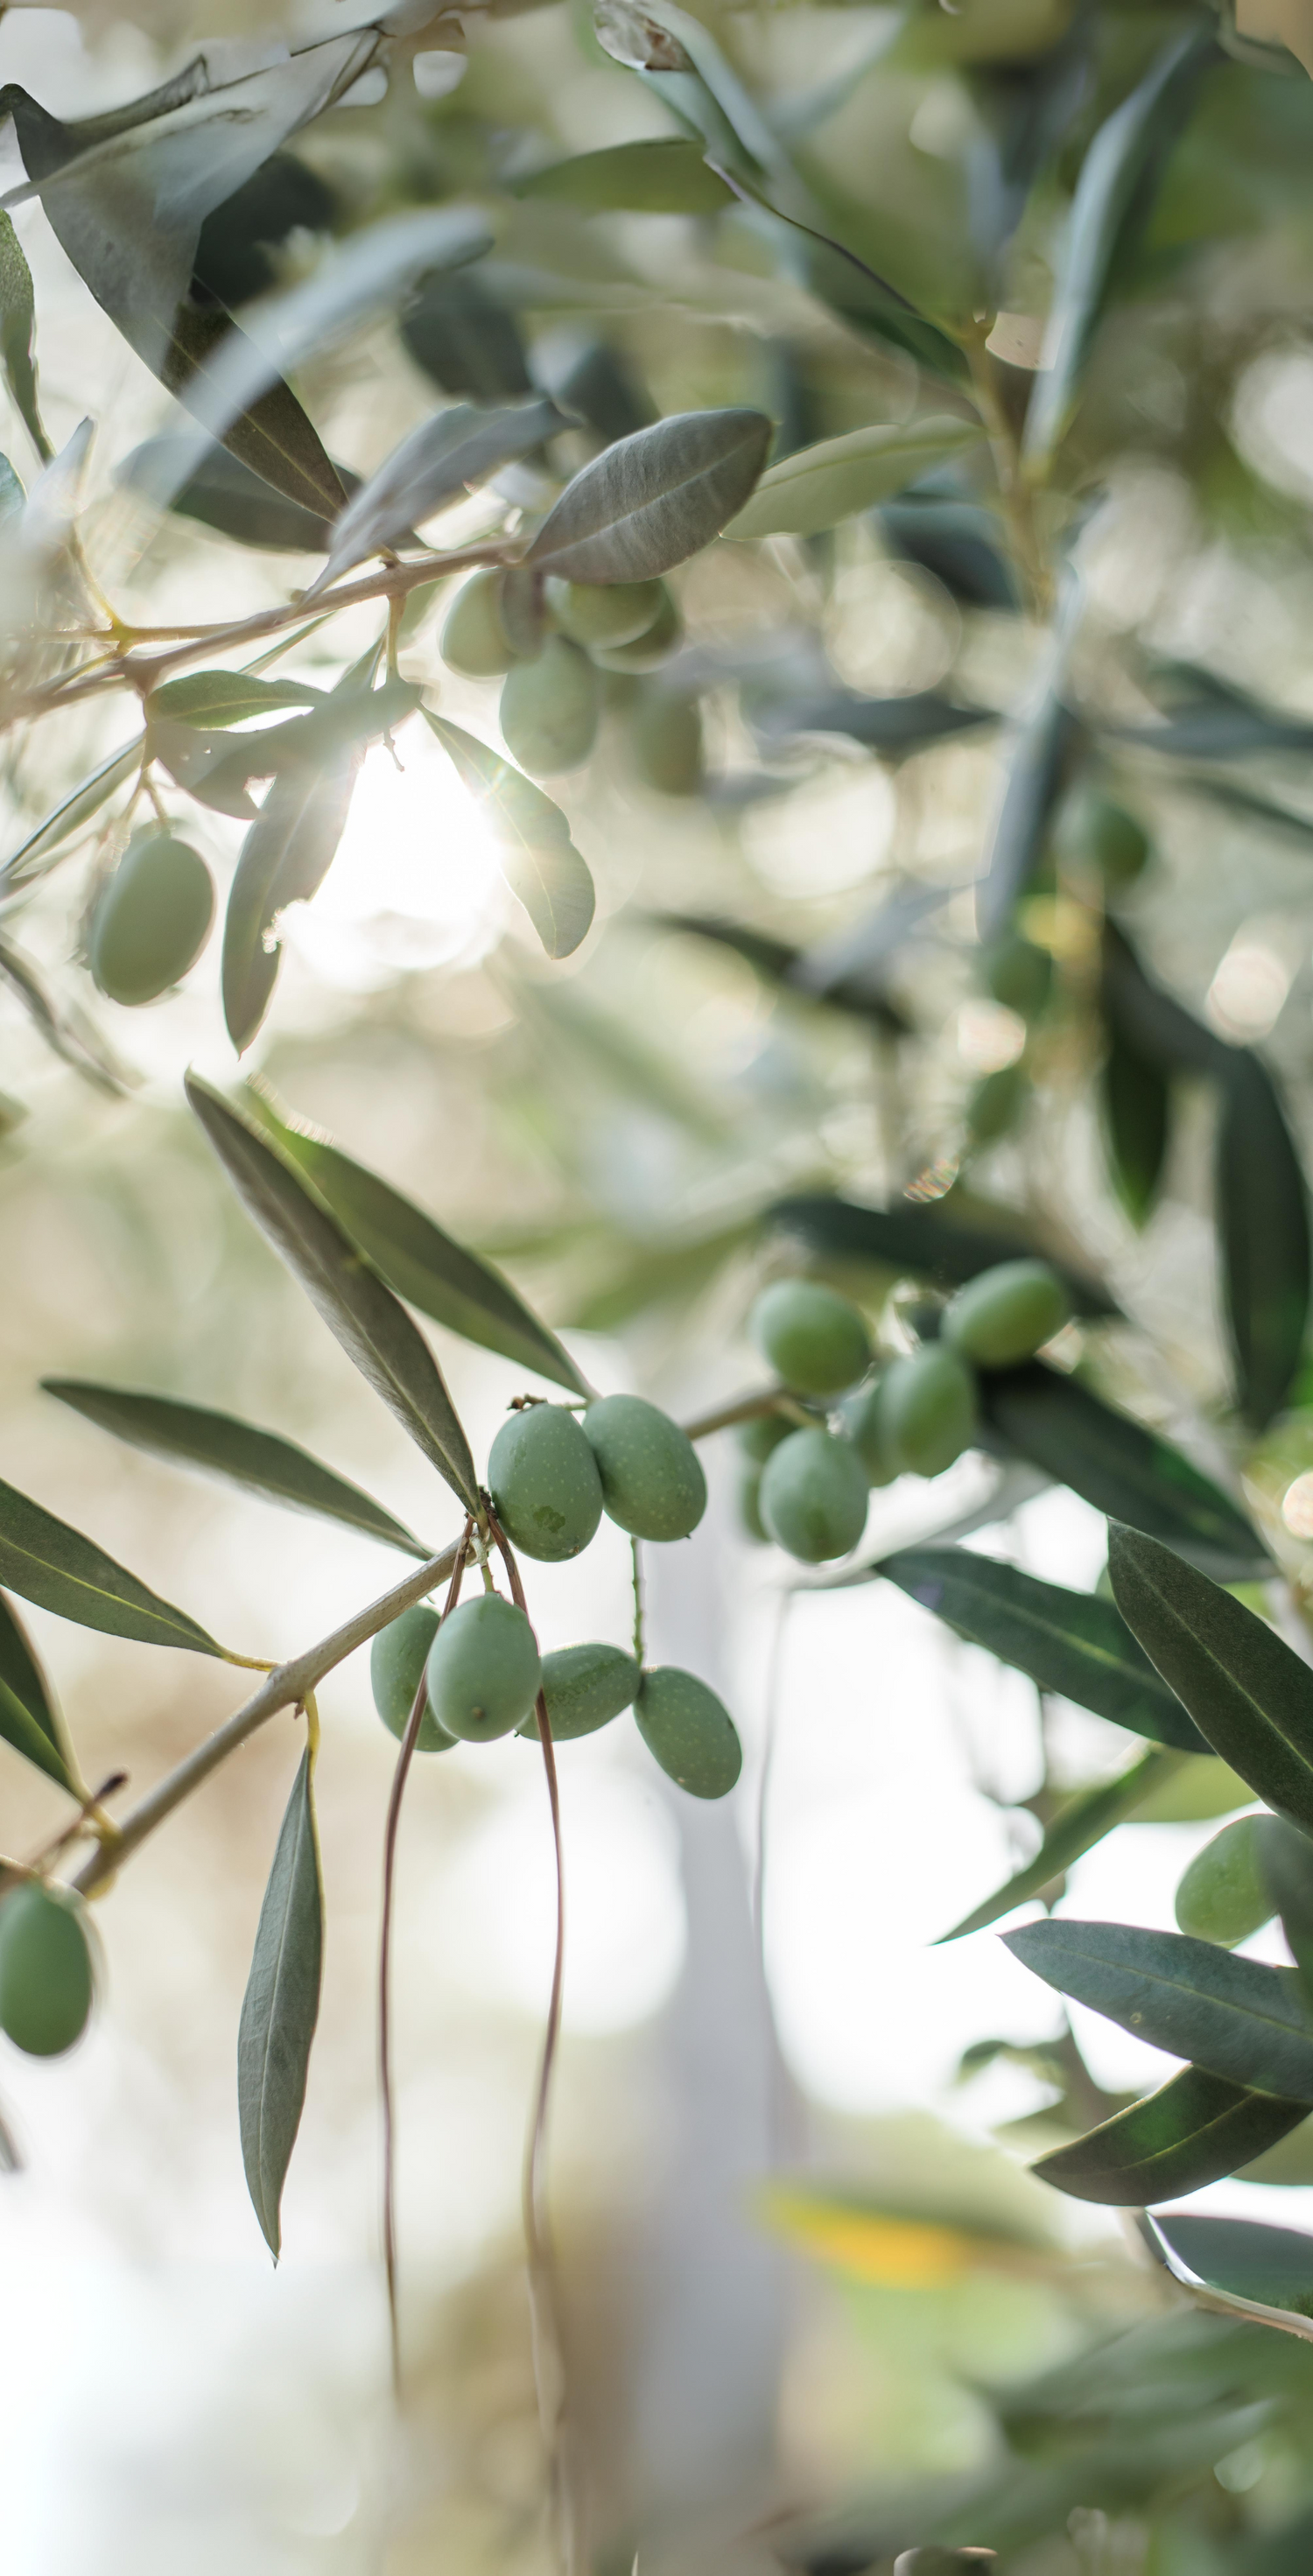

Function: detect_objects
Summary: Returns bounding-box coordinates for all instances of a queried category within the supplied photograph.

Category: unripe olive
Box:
[966,1063,1026,1145]
[748,1279,871,1399]
[983,935,1050,1019]
[500,636,599,775]
[635,1667,742,1799]
[0,1882,93,2056]
[591,584,681,670]
[488,1403,603,1563]
[1175,1816,1274,1948]
[1056,785,1151,887]
[738,1469,769,1544]
[582,1394,706,1541]
[736,1412,794,1465]
[838,1380,896,1486]
[875,1345,978,1477]
[544,576,663,649]
[520,1640,641,1740]
[88,827,214,1006]
[370,1605,453,1752]
[631,691,703,796]
[942,1260,1071,1370]
[440,568,523,677]
[759,1426,869,1563]
[425,1594,542,1742]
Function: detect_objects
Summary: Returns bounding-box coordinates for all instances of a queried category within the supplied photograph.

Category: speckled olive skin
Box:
[425,1595,542,1742]
[635,1667,741,1798]
[582,1395,706,1541]
[748,1280,871,1399]
[488,1404,604,1562]
[759,1426,869,1562]
[519,1641,641,1740]
[370,1606,454,1751]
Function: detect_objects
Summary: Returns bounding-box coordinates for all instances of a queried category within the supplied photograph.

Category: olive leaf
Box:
[1260,1820,1313,2000]
[941,1748,1183,1943]
[42,1379,431,1558]
[1004,1918,1313,2102]
[1217,1052,1311,1434]
[401,267,531,401]
[313,396,566,588]
[659,911,909,1036]
[749,684,992,758]
[249,1091,589,1395]
[238,1745,322,2259]
[0,211,49,461]
[0,1590,74,1792]
[1115,662,1313,762]
[881,1548,1208,1753]
[1032,2067,1307,2207]
[0,1471,222,1653]
[1107,1524,1313,1835]
[723,418,982,542]
[977,689,1079,944]
[769,1192,1118,1316]
[186,1077,479,1513]
[423,712,594,959]
[0,933,130,1096]
[149,670,324,728]
[1102,1021,1170,1227]
[1151,2213,1313,2322]
[514,137,734,214]
[877,494,1019,612]
[525,407,772,581]
[119,434,341,552]
[221,757,358,1049]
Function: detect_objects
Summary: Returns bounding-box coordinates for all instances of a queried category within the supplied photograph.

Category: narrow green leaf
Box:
[1101,919,1228,1080]
[424,712,594,959]
[526,407,772,581]
[1260,1819,1313,1999]
[943,1750,1182,1942]
[978,691,1078,944]
[119,433,339,552]
[221,757,357,1051]
[1153,2213,1313,2320]
[238,1746,322,2258]
[752,685,991,757]
[249,1093,588,1395]
[513,137,734,214]
[1108,1525,1313,1835]
[149,670,323,728]
[769,1192,1118,1316]
[1032,2067,1307,2207]
[186,1078,479,1513]
[1102,1021,1170,1227]
[161,299,349,526]
[1004,1918,1313,2102]
[0,1473,221,1654]
[881,1548,1208,1752]
[723,418,983,542]
[980,1365,1267,1580]
[42,1379,430,1558]
[1217,1053,1310,1434]
[316,396,564,586]
[0,738,141,891]
[0,1591,74,1791]
[0,211,49,460]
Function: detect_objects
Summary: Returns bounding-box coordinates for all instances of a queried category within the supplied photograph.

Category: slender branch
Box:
[682,1386,809,1441]
[961,323,1052,618]
[71,1539,464,1898]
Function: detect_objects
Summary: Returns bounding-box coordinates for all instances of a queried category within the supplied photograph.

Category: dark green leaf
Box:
[0,1590,74,1791]
[1032,2066,1306,2207]
[1101,919,1228,1079]
[221,757,357,1051]
[401,268,531,400]
[0,1473,221,1654]
[1217,1053,1310,1433]
[875,495,1020,613]
[1102,1020,1169,1226]
[249,1093,588,1396]
[513,137,734,214]
[316,396,565,586]
[162,300,348,524]
[750,685,991,757]
[1153,2213,1313,2320]
[881,1547,1208,1752]
[978,691,1078,944]
[526,407,771,581]
[238,1746,322,2258]
[118,434,340,552]
[981,1365,1267,1579]
[149,670,323,728]
[943,1749,1182,1942]
[423,712,594,959]
[1108,1525,1313,1833]
[0,738,141,891]
[1022,30,1215,472]
[42,1379,430,1558]
[0,931,129,1097]
[770,1192,1119,1316]
[1183,773,1313,850]
[0,211,48,460]
[659,913,909,1036]
[1004,1918,1313,2102]
[186,1078,479,1513]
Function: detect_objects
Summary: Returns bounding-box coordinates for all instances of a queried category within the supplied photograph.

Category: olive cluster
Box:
[371,1393,741,1800]
[739,1260,1072,1562]
[86,825,216,1007]
[441,569,702,796]
[0,1878,94,2059]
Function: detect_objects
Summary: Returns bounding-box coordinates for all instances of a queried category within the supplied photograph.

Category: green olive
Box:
[875,1345,978,1477]
[88,828,214,1006]
[425,1595,542,1742]
[736,1412,794,1465]
[748,1280,871,1399]
[369,1605,453,1752]
[738,1469,769,1543]
[544,576,664,649]
[520,1640,641,1740]
[590,584,681,670]
[582,1394,706,1541]
[500,636,599,775]
[1055,785,1151,887]
[0,1882,93,2056]
[1175,1817,1275,1948]
[631,692,703,796]
[488,1403,603,1563]
[837,1380,896,1486]
[760,1426,869,1562]
[983,935,1051,1018]
[967,1063,1027,1145]
[942,1260,1071,1369]
[440,568,523,677]
[635,1667,741,1799]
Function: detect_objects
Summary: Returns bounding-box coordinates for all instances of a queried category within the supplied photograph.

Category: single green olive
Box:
[635,1667,742,1799]
[0,1882,93,2056]
[519,1641,642,1740]
[425,1595,542,1743]
[544,575,664,649]
[1055,785,1151,887]
[983,935,1051,1019]
[1175,1816,1275,1948]
[967,1063,1027,1146]
[582,1394,706,1541]
[590,584,681,670]
[631,691,704,796]
[500,635,599,775]
[875,1345,978,1477]
[759,1426,869,1563]
[748,1279,871,1400]
[440,568,523,677]
[736,1411,794,1465]
[88,828,214,1006]
[369,1605,453,1751]
[488,1403,603,1563]
[942,1260,1071,1370]
[837,1380,896,1486]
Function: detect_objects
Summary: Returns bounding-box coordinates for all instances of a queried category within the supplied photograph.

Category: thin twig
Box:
[681,1386,809,1441]
[379,1522,472,2399]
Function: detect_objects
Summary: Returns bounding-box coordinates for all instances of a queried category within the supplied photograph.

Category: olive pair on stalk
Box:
[740,1260,1072,1564]
[441,566,701,794]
